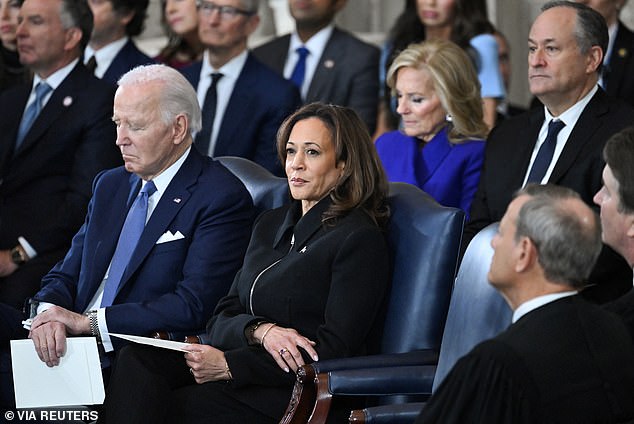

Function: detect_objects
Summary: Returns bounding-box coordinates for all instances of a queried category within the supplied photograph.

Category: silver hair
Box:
[118,64,202,134]
[239,0,259,12]
[514,184,602,288]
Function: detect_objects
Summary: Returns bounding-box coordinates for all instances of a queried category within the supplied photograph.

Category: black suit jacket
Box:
[0,62,121,309]
[205,198,389,419]
[101,39,154,85]
[465,88,634,302]
[417,296,634,423]
[605,21,634,107]
[252,27,380,133]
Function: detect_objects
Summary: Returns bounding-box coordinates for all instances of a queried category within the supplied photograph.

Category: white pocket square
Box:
[156,230,185,244]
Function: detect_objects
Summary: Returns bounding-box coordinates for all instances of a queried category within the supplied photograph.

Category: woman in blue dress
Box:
[375,39,489,217]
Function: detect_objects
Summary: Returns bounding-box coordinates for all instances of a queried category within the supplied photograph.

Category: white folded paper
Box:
[109,333,190,351]
[10,337,105,408]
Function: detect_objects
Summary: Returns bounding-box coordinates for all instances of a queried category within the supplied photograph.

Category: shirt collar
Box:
[289,24,334,56]
[143,146,191,195]
[201,49,248,81]
[512,290,577,323]
[33,58,79,91]
[543,84,598,128]
[85,37,129,79]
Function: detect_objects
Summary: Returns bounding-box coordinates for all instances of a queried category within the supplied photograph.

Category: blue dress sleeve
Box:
[470,34,506,99]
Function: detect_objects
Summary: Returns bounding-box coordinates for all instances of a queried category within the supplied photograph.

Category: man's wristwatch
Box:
[10,246,28,266]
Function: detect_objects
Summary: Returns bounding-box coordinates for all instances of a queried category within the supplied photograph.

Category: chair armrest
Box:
[328,365,435,396]
[349,402,426,423]
[280,363,434,423]
[311,350,438,374]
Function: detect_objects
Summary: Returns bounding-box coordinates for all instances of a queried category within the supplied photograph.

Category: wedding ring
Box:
[279,348,288,355]
[41,345,48,350]
[189,368,194,375]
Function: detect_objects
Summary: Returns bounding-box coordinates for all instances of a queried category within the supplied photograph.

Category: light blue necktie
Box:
[16,82,52,149]
[526,119,566,184]
[289,46,310,90]
[101,180,157,307]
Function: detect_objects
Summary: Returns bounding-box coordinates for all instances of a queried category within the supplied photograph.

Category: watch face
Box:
[11,248,25,265]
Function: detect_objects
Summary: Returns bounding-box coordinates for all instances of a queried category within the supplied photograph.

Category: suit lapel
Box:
[0,85,30,170]
[549,90,606,183]
[415,129,452,186]
[14,64,86,157]
[114,149,203,298]
[75,173,138,310]
[606,22,632,97]
[506,108,543,190]
[306,29,342,101]
[215,54,257,151]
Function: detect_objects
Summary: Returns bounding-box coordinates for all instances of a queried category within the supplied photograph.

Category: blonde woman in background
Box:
[375,39,488,217]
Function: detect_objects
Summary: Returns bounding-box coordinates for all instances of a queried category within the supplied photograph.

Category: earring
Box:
[445,113,453,122]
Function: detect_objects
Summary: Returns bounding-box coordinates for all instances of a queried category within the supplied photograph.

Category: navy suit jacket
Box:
[100,39,154,85]
[605,21,634,108]
[182,53,301,176]
[253,27,380,133]
[35,147,254,338]
[465,88,634,302]
[0,62,121,309]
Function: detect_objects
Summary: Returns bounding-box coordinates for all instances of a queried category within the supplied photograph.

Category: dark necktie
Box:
[16,82,52,149]
[101,180,157,307]
[526,119,566,184]
[195,72,223,155]
[86,55,97,74]
[289,47,310,90]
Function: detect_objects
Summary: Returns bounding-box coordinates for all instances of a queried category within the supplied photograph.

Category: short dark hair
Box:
[59,0,94,53]
[110,0,149,36]
[603,127,634,214]
[541,0,608,73]
[276,103,390,227]
[514,184,602,289]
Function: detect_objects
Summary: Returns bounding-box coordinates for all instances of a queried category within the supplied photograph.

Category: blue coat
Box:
[101,40,155,85]
[375,128,485,217]
[35,148,254,339]
[181,53,301,176]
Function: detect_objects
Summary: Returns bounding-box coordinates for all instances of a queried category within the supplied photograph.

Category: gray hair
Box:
[541,1,608,72]
[239,0,259,12]
[118,64,202,135]
[514,184,602,288]
[58,0,93,52]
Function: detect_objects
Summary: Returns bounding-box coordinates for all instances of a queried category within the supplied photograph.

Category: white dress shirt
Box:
[84,37,129,79]
[284,24,334,99]
[522,85,598,186]
[196,50,248,156]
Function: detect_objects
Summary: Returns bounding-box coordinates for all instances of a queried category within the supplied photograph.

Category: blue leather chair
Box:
[280,183,465,424]
[216,156,288,212]
[346,223,513,423]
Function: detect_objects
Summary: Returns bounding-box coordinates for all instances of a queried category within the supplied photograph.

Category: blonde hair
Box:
[387,39,489,143]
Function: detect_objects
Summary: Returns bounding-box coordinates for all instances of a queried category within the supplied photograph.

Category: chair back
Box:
[379,183,465,354]
[216,156,288,211]
[432,222,512,391]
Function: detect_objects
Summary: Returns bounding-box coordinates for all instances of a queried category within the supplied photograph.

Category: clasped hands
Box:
[28,306,90,367]
[183,324,318,384]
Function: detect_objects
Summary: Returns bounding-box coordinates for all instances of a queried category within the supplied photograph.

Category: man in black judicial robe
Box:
[416,184,634,424]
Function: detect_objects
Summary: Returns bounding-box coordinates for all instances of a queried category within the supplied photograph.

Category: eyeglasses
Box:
[197,1,256,19]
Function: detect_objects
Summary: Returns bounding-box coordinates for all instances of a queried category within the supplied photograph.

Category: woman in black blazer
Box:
[101,103,391,423]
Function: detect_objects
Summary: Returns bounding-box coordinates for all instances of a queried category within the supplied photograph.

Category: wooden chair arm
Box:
[280,365,317,424]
